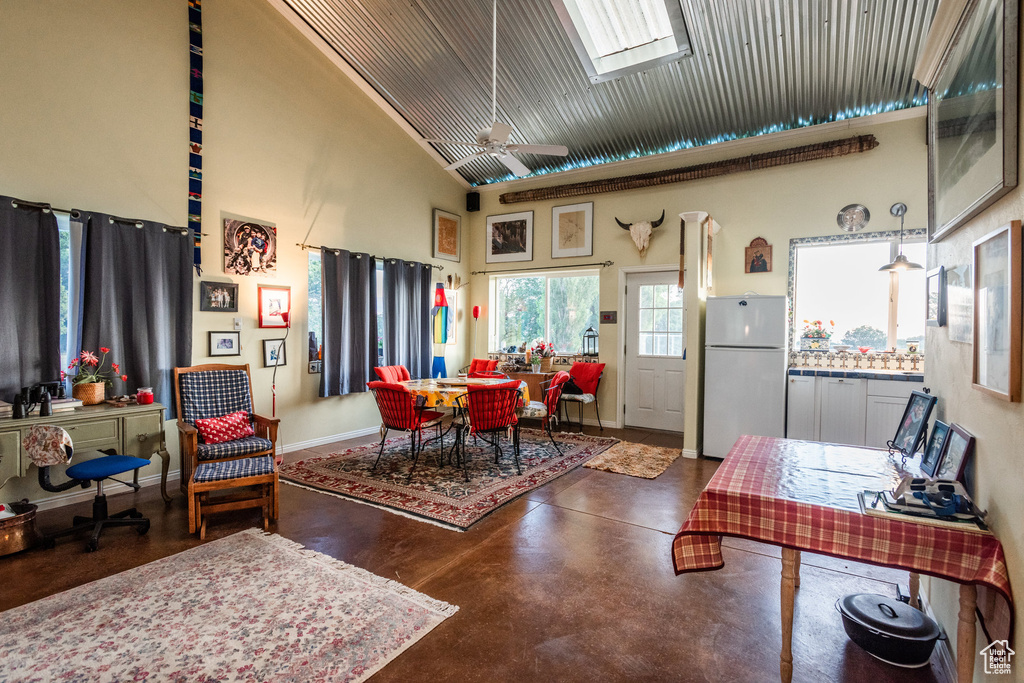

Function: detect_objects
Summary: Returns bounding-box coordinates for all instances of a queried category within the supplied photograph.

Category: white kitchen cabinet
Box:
[785,375,818,440]
[864,380,918,448]
[819,377,867,446]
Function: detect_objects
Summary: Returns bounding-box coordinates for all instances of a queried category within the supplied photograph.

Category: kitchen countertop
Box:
[787,367,924,381]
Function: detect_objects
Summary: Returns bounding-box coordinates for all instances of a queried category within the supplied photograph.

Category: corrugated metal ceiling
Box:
[282,0,936,186]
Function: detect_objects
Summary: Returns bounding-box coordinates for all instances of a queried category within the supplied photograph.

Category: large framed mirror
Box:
[927,0,1019,243]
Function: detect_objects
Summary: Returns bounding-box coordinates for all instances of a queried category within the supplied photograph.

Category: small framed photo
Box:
[891,390,937,457]
[263,339,286,367]
[925,266,946,327]
[935,423,976,482]
[486,211,533,263]
[208,331,241,357]
[258,285,291,329]
[744,237,771,273]
[551,202,593,258]
[432,208,461,263]
[920,420,948,478]
[972,221,1022,401]
[199,281,239,312]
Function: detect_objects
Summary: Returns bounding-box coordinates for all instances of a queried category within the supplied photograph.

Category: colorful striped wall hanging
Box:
[188,0,204,274]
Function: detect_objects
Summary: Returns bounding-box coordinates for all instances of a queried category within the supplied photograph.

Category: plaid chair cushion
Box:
[561,393,596,404]
[194,455,275,483]
[179,370,254,427]
[197,435,273,461]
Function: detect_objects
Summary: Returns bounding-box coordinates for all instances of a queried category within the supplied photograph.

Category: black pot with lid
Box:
[836,593,945,668]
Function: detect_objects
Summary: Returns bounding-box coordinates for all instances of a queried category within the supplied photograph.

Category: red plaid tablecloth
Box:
[673,435,1013,634]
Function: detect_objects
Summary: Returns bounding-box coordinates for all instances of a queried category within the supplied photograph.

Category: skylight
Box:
[553,0,692,83]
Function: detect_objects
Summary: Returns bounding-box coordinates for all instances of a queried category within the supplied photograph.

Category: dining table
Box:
[399,377,531,408]
[672,435,1013,683]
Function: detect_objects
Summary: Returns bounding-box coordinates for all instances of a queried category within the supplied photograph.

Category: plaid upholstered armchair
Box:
[173,364,279,538]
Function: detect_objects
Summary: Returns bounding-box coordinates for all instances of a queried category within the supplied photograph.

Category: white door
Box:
[624,271,686,431]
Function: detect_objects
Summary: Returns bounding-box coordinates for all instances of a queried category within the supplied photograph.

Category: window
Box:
[553,0,692,83]
[637,282,684,356]
[57,211,84,370]
[790,233,926,353]
[490,271,599,354]
[307,252,385,367]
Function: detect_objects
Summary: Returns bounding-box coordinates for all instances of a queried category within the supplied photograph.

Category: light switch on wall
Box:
[233,317,242,330]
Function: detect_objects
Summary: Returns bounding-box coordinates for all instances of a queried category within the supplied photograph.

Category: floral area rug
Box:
[280,427,619,530]
[0,529,457,683]
[583,441,682,479]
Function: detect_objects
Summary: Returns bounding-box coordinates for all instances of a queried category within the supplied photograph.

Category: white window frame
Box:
[488,268,600,353]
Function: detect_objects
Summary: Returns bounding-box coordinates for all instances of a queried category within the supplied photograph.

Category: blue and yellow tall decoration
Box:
[431,283,448,378]
[188,0,204,274]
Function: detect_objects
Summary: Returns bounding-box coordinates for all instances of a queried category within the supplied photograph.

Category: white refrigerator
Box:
[702,295,787,459]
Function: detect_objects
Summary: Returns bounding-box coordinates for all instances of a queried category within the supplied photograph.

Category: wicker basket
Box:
[540,357,554,373]
[72,381,106,405]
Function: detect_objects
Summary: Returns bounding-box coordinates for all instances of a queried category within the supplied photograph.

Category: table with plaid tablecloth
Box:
[672,435,1013,683]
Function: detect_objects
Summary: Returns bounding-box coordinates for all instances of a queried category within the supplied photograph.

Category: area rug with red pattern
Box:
[280,428,618,530]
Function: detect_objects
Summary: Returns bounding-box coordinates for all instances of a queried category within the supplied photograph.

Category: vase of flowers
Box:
[800,320,833,352]
[64,347,128,405]
[531,339,556,372]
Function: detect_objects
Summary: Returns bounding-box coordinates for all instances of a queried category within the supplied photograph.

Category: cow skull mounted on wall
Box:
[616,210,665,257]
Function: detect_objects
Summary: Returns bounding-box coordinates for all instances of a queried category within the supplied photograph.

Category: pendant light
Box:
[878,202,923,271]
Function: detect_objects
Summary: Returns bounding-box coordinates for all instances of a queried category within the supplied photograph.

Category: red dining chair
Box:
[517,371,570,454]
[367,381,444,482]
[468,370,509,379]
[559,362,605,430]
[467,358,499,374]
[374,365,412,383]
[453,380,522,481]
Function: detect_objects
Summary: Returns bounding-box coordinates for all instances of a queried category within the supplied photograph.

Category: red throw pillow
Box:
[569,362,605,395]
[194,410,255,444]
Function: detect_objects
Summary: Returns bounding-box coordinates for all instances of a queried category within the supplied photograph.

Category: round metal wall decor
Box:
[837,204,870,232]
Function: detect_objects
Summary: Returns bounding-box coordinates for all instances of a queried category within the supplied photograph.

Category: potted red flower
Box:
[64,347,128,405]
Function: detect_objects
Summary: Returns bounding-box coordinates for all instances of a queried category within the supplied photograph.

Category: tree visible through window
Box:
[491,271,599,354]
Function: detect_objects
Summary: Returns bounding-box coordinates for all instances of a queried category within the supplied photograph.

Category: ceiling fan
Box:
[424,0,568,177]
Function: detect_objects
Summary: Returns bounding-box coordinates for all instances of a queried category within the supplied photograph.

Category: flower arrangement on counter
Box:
[62,347,128,386]
[801,319,834,339]
[530,339,557,358]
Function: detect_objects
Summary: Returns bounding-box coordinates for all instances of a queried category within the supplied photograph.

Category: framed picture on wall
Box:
[486,211,533,263]
[946,263,973,343]
[208,331,241,357]
[925,266,946,327]
[258,285,291,329]
[551,202,593,258]
[199,281,239,312]
[263,339,286,367]
[432,208,461,262]
[972,221,1021,401]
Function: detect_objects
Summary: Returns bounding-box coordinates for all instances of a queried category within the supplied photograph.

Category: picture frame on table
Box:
[199,281,239,312]
[551,202,593,258]
[208,331,241,357]
[891,390,937,457]
[263,339,286,367]
[432,208,461,263]
[935,423,976,482]
[921,420,949,478]
[258,284,291,329]
[486,211,533,263]
[925,266,946,327]
[972,221,1021,401]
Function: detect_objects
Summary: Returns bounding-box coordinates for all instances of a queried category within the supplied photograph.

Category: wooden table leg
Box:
[957,584,977,683]
[909,572,920,609]
[794,550,801,588]
[781,548,799,683]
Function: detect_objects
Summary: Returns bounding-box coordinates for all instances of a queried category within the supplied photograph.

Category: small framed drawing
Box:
[920,420,948,478]
[935,423,976,481]
[486,211,533,263]
[209,331,241,357]
[551,202,593,258]
[433,208,461,263]
[925,266,946,327]
[972,221,1021,401]
[258,285,291,329]
[199,281,239,312]
[263,339,286,367]
[891,390,937,457]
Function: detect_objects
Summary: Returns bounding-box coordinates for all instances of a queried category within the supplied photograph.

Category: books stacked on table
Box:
[0,400,10,419]
[51,398,83,412]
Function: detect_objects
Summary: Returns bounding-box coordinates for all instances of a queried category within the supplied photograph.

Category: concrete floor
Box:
[2,424,950,682]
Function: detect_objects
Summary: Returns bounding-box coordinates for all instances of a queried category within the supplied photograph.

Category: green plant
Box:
[63,347,127,386]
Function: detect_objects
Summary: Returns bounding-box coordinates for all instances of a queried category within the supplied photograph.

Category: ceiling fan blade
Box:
[505,144,568,157]
[487,121,513,143]
[499,153,531,177]
[424,138,484,148]
[444,154,483,172]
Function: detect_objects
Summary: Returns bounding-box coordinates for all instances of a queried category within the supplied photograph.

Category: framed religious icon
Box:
[744,237,771,273]
[551,202,593,258]
[432,208,461,262]
[972,221,1021,401]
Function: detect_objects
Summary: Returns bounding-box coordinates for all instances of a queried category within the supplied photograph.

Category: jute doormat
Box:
[583,441,682,479]
[0,529,457,682]
[280,427,618,530]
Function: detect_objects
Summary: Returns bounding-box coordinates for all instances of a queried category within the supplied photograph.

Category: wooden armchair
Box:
[173,363,280,538]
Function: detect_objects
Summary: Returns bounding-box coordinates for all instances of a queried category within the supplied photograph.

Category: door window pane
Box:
[637,282,684,357]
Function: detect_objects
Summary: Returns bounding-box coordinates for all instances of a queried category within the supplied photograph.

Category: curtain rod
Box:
[296,242,444,270]
[9,197,205,235]
[471,260,613,275]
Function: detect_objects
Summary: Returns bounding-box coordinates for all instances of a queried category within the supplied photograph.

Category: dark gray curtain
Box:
[320,248,377,396]
[383,258,431,379]
[77,211,193,416]
[0,196,61,402]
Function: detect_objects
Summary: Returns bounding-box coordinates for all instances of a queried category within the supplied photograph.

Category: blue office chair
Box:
[22,425,150,552]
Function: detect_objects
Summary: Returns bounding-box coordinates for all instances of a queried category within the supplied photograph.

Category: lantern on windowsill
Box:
[582,326,599,357]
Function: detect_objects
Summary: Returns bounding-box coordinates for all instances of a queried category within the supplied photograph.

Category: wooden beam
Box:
[499,134,879,205]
